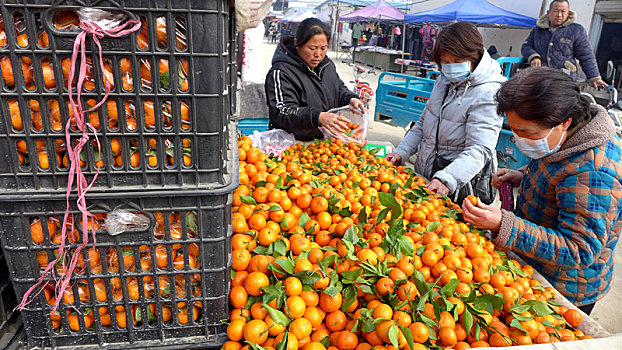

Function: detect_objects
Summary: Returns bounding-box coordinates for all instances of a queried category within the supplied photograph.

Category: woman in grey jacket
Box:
[385,22,506,204]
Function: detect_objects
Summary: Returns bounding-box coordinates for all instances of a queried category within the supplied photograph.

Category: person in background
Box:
[385,22,506,204]
[422,46,433,62]
[352,22,363,62]
[264,18,366,141]
[394,25,402,50]
[352,22,363,47]
[420,22,435,60]
[370,24,382,47]
[270,25,278,44]
[521,0,607,89]
[463,67,622,314]
[488,45,501,60]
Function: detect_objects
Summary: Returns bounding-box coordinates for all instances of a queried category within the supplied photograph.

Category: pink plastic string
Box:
[500,181,515,212]
[16,18,141,313]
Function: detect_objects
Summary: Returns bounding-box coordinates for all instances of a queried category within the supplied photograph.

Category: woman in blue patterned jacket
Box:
[462,67,622,315]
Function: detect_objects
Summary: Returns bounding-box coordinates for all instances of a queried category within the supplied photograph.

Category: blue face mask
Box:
[441,62,471,82]
[513,127,565,159]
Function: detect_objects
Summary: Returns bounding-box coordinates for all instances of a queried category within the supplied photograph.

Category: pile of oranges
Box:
[30,210,203,332]
[1,11,192,170]
[225,137,591,350]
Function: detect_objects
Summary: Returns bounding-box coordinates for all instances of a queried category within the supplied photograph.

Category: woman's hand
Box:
[384,152,401,165]
[462,199,502,231]
[492,168,523,188]
[428,178,449,195]
[319,112,349,137]
[350,98,367,113]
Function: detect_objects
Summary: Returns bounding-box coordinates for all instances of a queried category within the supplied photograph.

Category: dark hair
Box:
[549,0,569,10]
[295,18,330,47]
[496,67,590,129]
[433,22,483,69]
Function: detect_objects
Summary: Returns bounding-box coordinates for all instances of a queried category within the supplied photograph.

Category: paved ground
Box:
[259,40,622,335]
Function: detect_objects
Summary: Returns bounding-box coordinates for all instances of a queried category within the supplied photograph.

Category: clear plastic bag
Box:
[104,209,151,236]
[77,8,129,30]
[249,129,296,157]
[320,106,369,145]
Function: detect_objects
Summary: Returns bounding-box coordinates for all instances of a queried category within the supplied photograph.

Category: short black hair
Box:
[496,67,590,129]
[295,18,330,47]
[549,0,569,10]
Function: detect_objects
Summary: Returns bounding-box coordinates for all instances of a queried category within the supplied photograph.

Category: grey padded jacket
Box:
[393,50,506,193]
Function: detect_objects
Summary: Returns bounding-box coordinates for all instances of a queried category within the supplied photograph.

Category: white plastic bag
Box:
[241,22,265,85]
[320,106,369,145]
[249,129,296,157]
[104,209,151,236]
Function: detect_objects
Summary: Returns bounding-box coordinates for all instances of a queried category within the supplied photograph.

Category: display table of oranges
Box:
[225,136,597,350]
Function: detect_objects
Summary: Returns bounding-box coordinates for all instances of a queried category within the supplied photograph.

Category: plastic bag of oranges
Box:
[248,129,295,157]
[321,106,369,145]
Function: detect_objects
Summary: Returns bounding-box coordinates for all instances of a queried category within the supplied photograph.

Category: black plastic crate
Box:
[0,190,233,349]
[0,0,237,195]
[0,246,20,349]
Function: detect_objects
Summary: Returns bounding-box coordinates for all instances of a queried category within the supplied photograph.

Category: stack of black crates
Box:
[0,0,238,348]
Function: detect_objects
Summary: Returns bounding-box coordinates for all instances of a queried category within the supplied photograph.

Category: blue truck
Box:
[375,57,529,170]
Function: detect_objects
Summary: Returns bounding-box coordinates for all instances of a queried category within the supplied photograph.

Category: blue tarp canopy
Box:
[404,0,537,29]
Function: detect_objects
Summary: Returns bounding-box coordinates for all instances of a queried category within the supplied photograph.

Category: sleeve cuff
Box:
[311,110,321,128]
[393,148,409,165]
[528,54,541,62]
[493,209,515,247]
[343,94,357,106]
[587,76,602,83]
[432,170,457,193]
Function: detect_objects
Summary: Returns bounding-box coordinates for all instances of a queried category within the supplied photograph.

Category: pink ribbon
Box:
[17,17,141,313]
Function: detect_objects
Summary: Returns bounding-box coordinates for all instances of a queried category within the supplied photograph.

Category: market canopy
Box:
[282,10,317,23]
[340,0,405,23]
[404,0,537,28]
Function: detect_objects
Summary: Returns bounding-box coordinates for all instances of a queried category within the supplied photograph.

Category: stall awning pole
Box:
[400,23,406,73]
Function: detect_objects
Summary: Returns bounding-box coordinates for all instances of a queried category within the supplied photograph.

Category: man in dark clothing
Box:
[264,22,363,141]
[521,0,607,88]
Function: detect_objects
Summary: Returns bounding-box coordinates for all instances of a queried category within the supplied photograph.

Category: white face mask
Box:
[513,127,565,159]
[441,61,471,83]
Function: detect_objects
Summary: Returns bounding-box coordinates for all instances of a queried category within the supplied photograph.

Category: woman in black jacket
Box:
[265,18,366,140]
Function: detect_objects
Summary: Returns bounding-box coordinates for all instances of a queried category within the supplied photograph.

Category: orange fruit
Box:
[244,319,269,344]
[229,285,248,309]
[375,277,394,296]
[284,276,303,297]
[325,310,347,332]
[336,331,358,350]
[244,271,269,296]
[285,296,306,318]
[438,327,457,347]
[310,196,328,214]
[319,292,342,313]
[563,308,583,328]
[227,319,246,341]
[275,332,299,350]
[300,290,319,307]
[289,318,313,340]
[304,306,325,329]
[465,195,478,206]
